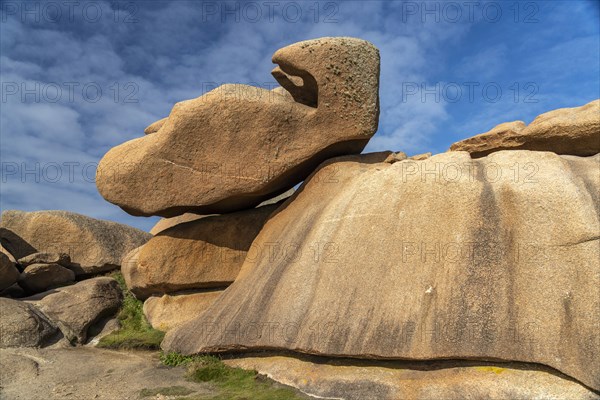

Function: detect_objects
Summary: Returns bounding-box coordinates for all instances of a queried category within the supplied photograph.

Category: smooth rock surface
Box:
[143,290,224,331]
[0,210,152,275]
[450,99,600,157]
[124,203,279,299]
[0,297,59,348]
[0,252,20,291]
[18,263,75,293]
[96,37,380,217]
[225,355,599,400]
[163,151,600,391]
[24,277,123,344]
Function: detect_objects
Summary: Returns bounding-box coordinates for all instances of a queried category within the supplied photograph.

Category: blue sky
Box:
[1,0,599,231]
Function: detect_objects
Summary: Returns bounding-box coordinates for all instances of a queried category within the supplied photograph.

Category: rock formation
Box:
[163,150,600,391]
[3,36,598,399]
[18,263,75,293]
[450,99,600,157]
[0,298,59,347]
[24,278,122,344]
[0,210,152,276]
[96,37,380,217]
[122,203,280,299]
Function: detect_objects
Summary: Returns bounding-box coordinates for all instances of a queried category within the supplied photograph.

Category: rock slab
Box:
[123,203,279,299]
[225,355,599,400]
[163,151,600,391]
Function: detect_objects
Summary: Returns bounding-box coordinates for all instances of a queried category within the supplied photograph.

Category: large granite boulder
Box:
[0,210,152,276]
[0,253,20,291]
[18,263,75,293]
[143,290,224,331]
[123,203,279,299]
[163,151,600,391]
[450,99,600,157]
[0,298,59,348]
[96,37,380,217]
[24,277,122,344]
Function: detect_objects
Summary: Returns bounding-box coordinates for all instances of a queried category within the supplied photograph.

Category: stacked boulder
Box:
[0,210,151,347]
[99,36,600,398]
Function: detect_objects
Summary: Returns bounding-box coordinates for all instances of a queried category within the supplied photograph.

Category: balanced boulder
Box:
[123,203,279,299]
[96,37,380,217]
[163,151,600,391]
[0,210,152,275]
[143,290,224,331]
[0,298,58,348]
[18,263,75,293]
[450,99,600,157]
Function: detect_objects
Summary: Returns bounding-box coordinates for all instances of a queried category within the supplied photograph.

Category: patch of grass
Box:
[140,385,195,397]
[97,271,165,350]
[161,352,202,367]
[160,353,307,400]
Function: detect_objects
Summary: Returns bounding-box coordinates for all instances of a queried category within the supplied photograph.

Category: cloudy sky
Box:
[1,0,599,231]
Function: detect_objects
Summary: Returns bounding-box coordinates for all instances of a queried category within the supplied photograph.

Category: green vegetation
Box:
[97,271,165,350]
[140,385,195,397]
[160,352,307,399]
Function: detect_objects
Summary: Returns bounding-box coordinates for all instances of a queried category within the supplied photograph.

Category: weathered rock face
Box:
[450,99,600,157]
[0,210,152,275]
[96,37,380,217]
[225,355,599,400]
[123,203,279,300]
[24,277,122,344]
[18,263,75,293]
[143,290,224,331]
[0,298,59,348]
[0,253,20,291]
[163,151,600,391]
[19,252,72,268]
